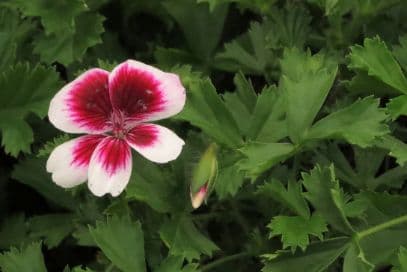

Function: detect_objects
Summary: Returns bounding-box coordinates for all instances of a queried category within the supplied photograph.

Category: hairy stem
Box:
[201,252,250,272]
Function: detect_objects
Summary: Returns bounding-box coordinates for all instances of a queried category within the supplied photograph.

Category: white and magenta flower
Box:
[46,60,186,197]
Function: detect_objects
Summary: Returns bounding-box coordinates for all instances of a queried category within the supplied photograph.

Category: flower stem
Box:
[356,214,407,240]
[201,252,250,272]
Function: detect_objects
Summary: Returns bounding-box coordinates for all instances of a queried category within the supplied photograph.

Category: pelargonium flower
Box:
[46,60,186,197]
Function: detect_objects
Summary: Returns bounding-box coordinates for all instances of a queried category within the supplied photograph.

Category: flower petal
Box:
[126,124,185,163]
[46,135,105,188]
[88,137,132,197]
[108,60,186,123]
[49,68,113,134]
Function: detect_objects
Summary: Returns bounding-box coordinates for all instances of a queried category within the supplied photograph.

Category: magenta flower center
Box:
[110,110,129,139]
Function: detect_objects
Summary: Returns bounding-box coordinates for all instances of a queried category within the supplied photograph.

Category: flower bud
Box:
[190,143,218,209]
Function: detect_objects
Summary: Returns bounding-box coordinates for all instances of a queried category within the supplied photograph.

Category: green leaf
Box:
[348,36,407,94]
[247,85,287,142]
[33,12,104,65]
[280,48,337,143]
[0,63,61,156]
[12,157,76,210]
[89,216,146,272]
[374,135,407,166]
[28,214,75,248]
[393,35,407,72]
[343,242,374,272]
[302,165,355,234]
[0,214,29,249]
[223,73,257,136]
[159,214,218,261]
[176,77,242,148]
[268,214,327,252]
[164,0,227,60]
[215,158,245,199]
[387,94,407,119]
[125,156,180,213]
[257,179,310,218]
[393,246,407,272]
[346,71,399,97]
[238,142,295,179]
[351,192,407,266]
[155,256,184,272]
[37,134,71,158]
[0,242,47,272]
[155,256,199,272]
[4,0,87,34]
[0,8,32,69]
[268,5,312,49]
[214,22,273,74]
[262,237,350,272]
[306,97,388,148]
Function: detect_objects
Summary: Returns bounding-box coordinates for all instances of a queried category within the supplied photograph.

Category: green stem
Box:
[356,214,407,240]
[201,252,250,272]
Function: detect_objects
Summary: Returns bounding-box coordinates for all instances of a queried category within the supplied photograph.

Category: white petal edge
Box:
[46,137,91,188]
[87,137,132,197]
[109,60,186,122]
[48,68,111,134]
[127,124,185,163]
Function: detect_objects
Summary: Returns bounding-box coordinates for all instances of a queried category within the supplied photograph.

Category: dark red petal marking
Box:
[109,62,164,121]
[94,137,131,177]
[126,124,158,147]
[71,135,105,168]
[66,69,113,131]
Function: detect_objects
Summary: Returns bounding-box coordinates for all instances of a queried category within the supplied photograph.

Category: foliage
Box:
[1,0,407,271]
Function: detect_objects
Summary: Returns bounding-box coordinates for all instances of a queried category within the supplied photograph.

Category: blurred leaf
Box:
[348,36,407,94]
[238,142,295,179]
[346,71,399,97]
[258,179,310,218]
[0,8,32,69]
[262,237,350,272]
[155,256,184,272]
[268,5,312,49]
[306,97,388,148]
[4,0,87,34]
[0,242,47,272]
[89,216,146,272]
[12,157,76,210]
[33,12,104,65]
[155,255,199,272]
[393,35,407,72]
[164,0,227,61]
[215,22,273,74]
[268,214,327,252]
[0,63,61,156]
[159,214,218,261]
[28,214,75,248]
[302,165,355,234]
[280,48,337,143]
[0,214,29,249]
